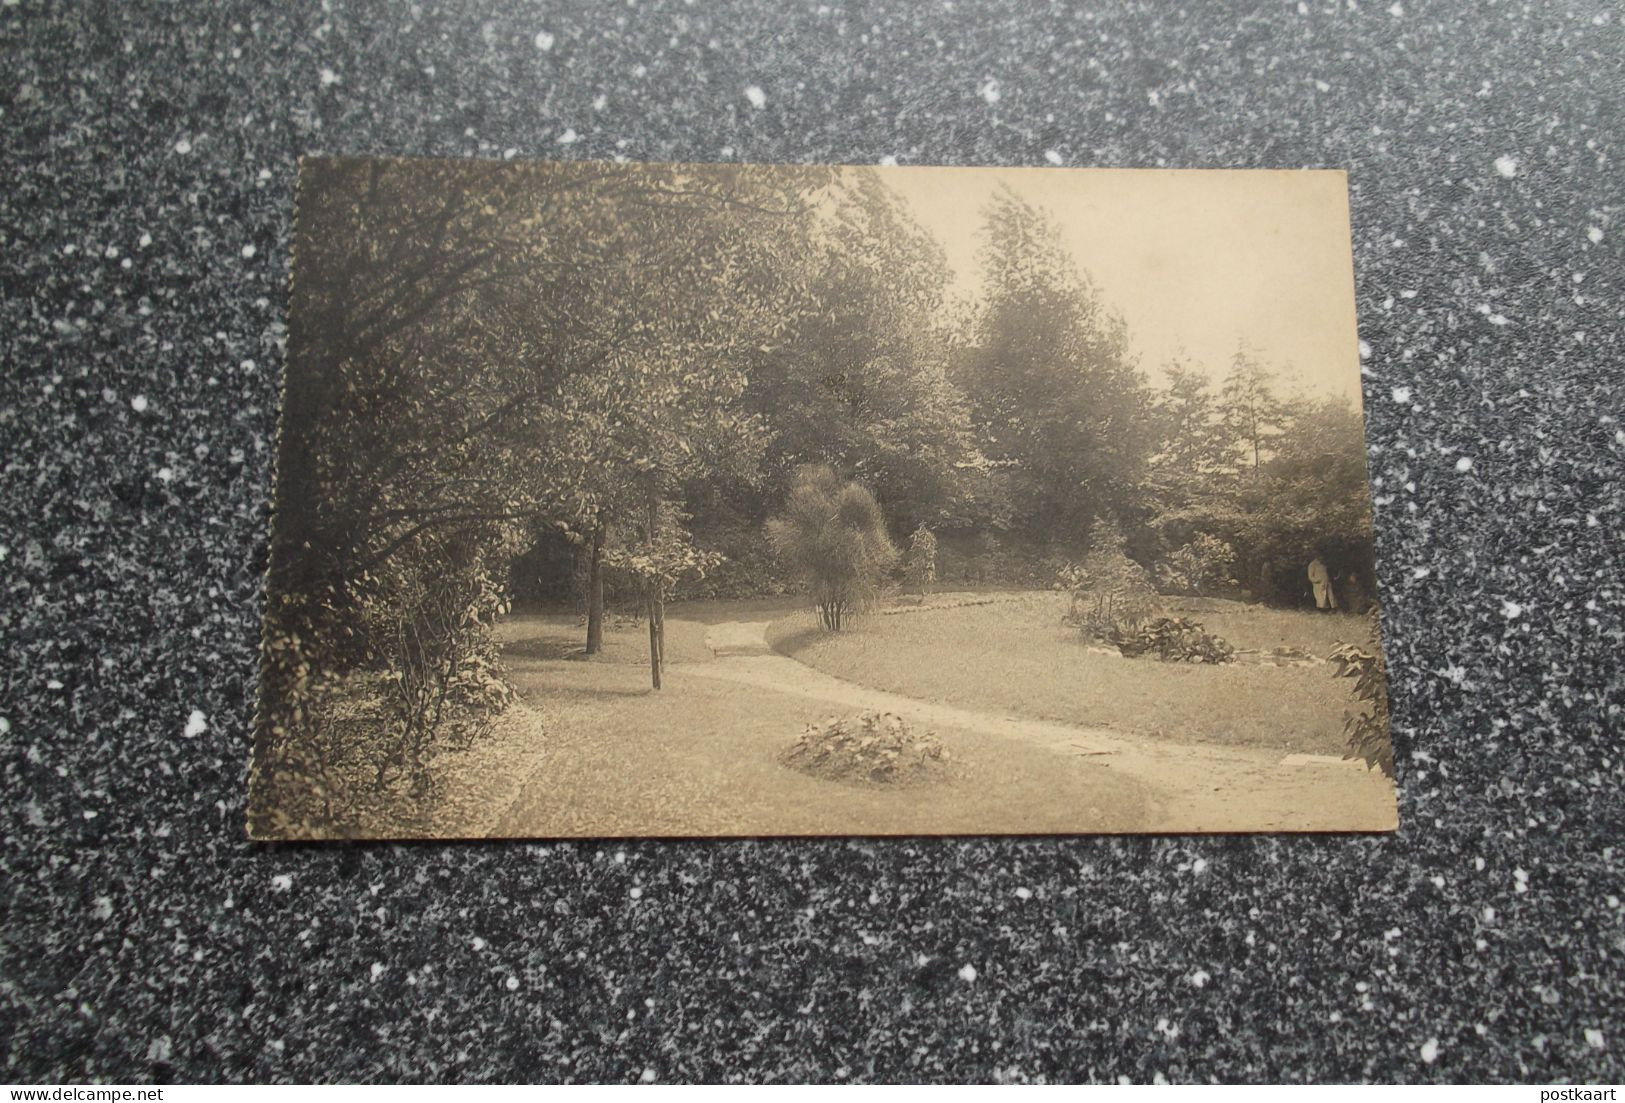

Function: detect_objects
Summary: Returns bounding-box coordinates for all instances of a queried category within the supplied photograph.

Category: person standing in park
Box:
[1307,554,1337,611]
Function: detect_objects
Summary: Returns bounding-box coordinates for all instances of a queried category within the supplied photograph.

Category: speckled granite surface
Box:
[3,0,1622,1084]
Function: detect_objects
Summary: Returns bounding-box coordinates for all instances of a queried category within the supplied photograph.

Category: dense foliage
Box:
[1110,616,1236,664]
[254,160,1381,832]
[904,525,939,595]
[1331,613,1395,777]
[766,466,899,631]
[782,710,950,786]
[1059,519,1161,642]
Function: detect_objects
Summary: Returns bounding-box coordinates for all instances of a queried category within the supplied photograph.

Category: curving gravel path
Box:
[674,621,1397,834]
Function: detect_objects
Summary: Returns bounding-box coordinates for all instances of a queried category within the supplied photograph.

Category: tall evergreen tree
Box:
[956,188,1153,547]
[1218,344,1288,476]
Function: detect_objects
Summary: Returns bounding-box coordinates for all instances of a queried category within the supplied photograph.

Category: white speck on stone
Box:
[878,155,898,166]
[1388,1,1404,15]
[1192,857,1208,874]
[1587,226,1604,244]
[1391,386,1411,404]
[958,963,978,982]
[271,873,294,892]
[1455,456,1473,473]
[556,128,579,145]
[1314,79,1331,92]
[471,936,486,951]
[242,244,257,259]
[505,975,520,991]
[183,710,208,738]
[1044,149,1063,166]
[130,395,149,413]
[639,1069,657,1084]
[1486,312,1510,326]
[319,67,341,87]
[174,137,193,155]
[0,717,10,734]
[147,1036,172,1063]
[1420,1038,1439,1063]
[1513,868,1528,893]
[47,679,64,691]
[1358,339,1372,360]
[1494,155,1518,178]
[1483,905,1497,923]
[1501,600,1523,619]
[370,962,386,982]
[92,896,113,920]
[629,886,643,900]
[1585,1028,1605,1049]
[1014,887,1032,900]
[744,85,766,109]
[978,77,1001,104]
[138,232,152,248]
[534,30,555,51]
[1190,969,1211,988]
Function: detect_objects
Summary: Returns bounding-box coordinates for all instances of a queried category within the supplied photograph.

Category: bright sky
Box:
[879,166,1363,405]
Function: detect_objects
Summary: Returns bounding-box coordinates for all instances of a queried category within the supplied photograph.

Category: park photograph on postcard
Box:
[250,158,1396,840]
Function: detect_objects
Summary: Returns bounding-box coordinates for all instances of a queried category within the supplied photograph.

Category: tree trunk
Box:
[646,589,662,691]
[584,522,605,654]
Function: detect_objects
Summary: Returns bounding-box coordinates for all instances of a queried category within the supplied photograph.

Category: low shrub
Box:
[1330,615,1394,777]
[1059,519,1160,640]
[1110,616,1236,663]
[782,710,950,786]
[903,524,939,594]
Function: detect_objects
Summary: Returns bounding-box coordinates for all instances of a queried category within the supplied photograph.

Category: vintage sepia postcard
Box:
[251,157,1397,840]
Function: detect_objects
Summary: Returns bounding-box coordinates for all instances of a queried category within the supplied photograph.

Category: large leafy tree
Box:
[955,188,1154,548]
[1152,389,1376,603]
[711,169,980,537]
[259,160,833,784]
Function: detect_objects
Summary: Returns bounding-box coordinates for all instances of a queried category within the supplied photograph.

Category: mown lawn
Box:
[490,606,1149,836]
[766,591,1377,755]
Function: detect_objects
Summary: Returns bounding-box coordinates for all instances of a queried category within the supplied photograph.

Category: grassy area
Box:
[498,596,806,667]
[491,608,1149,835]
[766,591,1375,755]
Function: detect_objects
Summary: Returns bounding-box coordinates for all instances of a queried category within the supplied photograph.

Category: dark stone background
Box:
[2,0,1621,1084]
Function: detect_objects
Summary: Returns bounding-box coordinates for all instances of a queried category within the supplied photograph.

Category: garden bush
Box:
[1059,518,1160,640]
[1156,533,1238,596]
[782,710,950,786]
[768,465,898,630]
[1109,615,1236,663]
[1330,613,1394,777]
[904,524,939,594]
